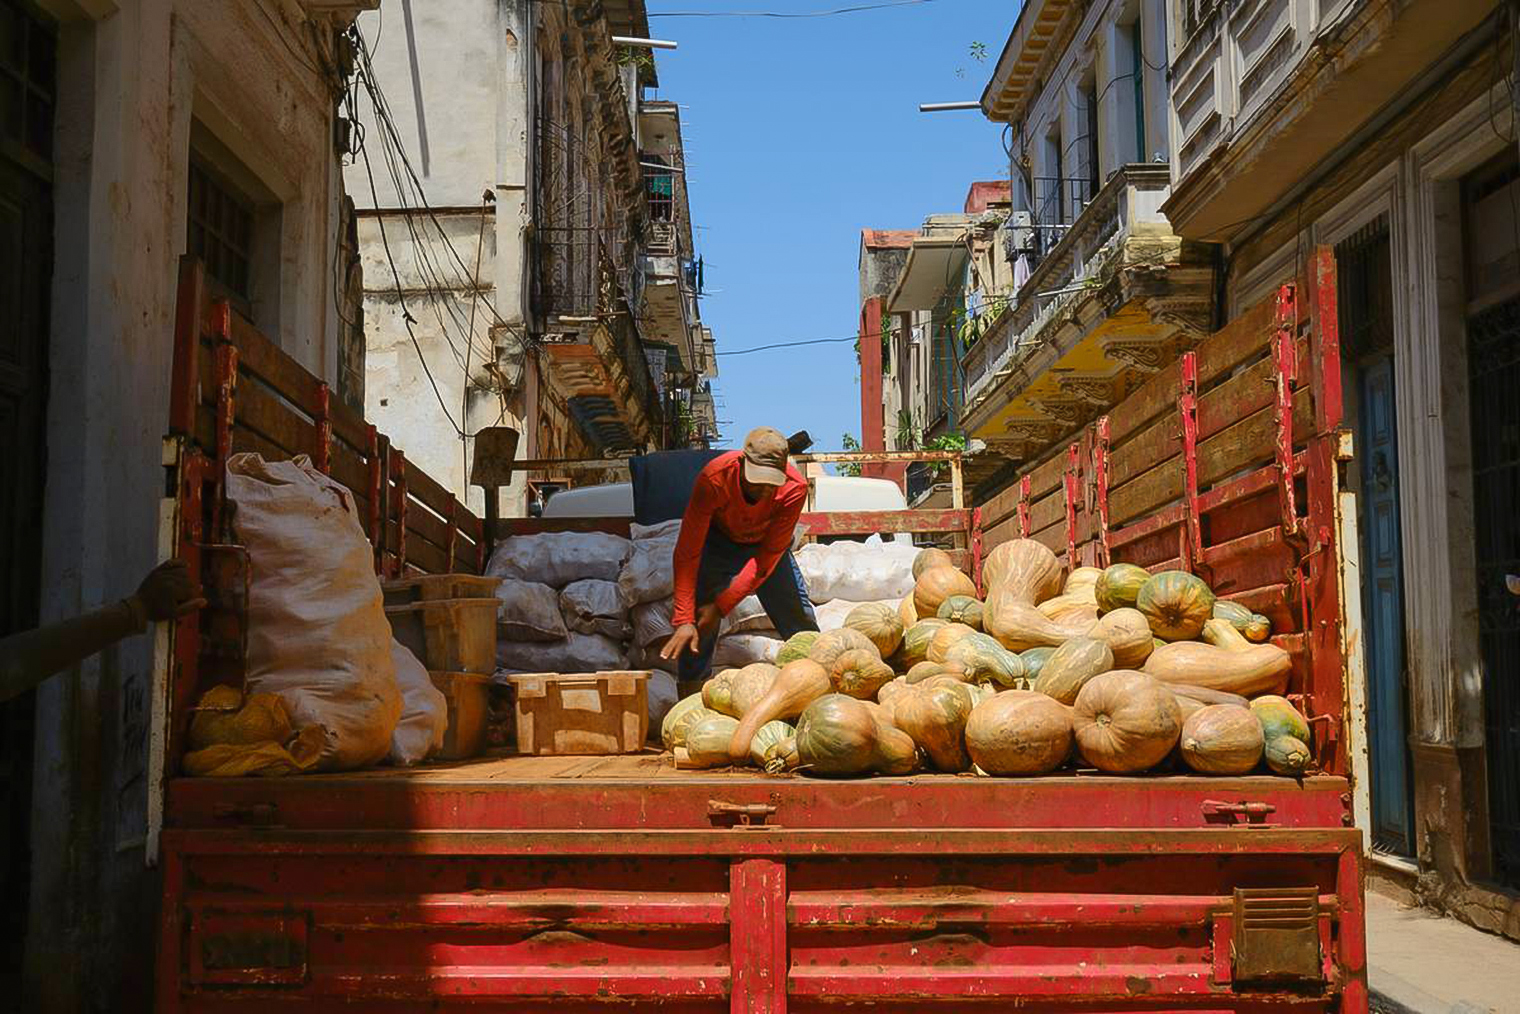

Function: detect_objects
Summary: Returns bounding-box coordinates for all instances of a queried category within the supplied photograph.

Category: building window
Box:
[1129,20,1147,163]
[0,0,56,166]
[187,157,255,309]
[1081,74,1099,197]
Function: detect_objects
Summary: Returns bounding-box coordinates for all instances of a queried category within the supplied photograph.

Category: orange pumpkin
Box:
[1071,670,1182,773]
[982,539,1063,603]
[843,601,905,657]
[965,690,1073,776]
[913,566,977,619]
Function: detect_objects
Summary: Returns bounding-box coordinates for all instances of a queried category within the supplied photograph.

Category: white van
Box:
[541,474,912,543]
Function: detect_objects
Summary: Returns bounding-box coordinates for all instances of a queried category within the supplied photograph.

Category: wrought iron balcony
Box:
[959,163,1215,450]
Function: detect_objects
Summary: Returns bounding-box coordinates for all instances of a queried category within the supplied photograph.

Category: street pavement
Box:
[1367,889,1520,1013]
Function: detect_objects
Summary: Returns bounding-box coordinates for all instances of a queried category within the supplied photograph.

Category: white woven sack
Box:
[226,453,401,771]
[387,639,447,767]
[794,537,919,604]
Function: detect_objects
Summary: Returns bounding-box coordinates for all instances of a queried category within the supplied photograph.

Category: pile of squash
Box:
[663,539,1314,779]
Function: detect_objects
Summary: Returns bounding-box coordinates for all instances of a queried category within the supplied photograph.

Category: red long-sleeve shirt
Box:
[671,451,808,625]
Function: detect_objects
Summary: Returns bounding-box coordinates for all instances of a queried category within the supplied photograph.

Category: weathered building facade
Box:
[860,184,1014,499]
[963,0,1215,505]
[1162,0,1520,938]
[0,1,374,1009]
[349,0,717,514]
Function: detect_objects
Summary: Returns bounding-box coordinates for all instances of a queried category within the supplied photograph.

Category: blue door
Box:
[1359,356,1413,855]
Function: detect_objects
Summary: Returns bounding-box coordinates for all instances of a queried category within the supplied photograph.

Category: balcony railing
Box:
[961,163,1170,410]
[646,221,677,258]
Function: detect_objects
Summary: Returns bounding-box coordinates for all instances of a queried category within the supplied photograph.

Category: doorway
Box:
[1336,217,1414,857]
[0,0,55,989]
[1463,153,1520,891]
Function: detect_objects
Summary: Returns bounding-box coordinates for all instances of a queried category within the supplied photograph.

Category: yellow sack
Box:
[182,685,322,777]
[183,726,325,777]
[188,684,294,749]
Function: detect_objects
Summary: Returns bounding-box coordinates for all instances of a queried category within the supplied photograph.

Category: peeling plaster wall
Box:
[27,1,356,1009]
[346,0,530,515]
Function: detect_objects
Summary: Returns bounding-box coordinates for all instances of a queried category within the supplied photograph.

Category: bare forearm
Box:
[0,599,146,704]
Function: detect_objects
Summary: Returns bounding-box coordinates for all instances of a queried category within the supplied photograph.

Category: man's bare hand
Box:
[660,604,724,660]
[133,559,207,622]
[661,623,701,659]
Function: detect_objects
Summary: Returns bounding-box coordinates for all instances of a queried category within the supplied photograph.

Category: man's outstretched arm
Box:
[0,559,204,705]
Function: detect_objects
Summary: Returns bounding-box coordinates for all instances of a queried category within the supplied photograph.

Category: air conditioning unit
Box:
[1003,208,1039,258]
[1003,211,1036,258]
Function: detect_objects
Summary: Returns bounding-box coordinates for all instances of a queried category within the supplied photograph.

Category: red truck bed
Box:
[151,252,1367,1012]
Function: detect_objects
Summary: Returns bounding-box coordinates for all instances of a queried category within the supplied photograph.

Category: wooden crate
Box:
[429,671,491,761]
[385,597,499,674]
[382,574,501,608]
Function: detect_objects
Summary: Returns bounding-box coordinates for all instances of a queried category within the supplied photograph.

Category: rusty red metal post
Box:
[312,382,332,474]
[1273,284,1302,546]
[365,425,382,572]
[446,497,460,573]
[392,448,409,578]
[1063,442,1080,569]
[211,332,237,540]
[169,258,204,436]
[1093,415,1111,567]
[1179,351,1206,577]
[730,858,787,1013]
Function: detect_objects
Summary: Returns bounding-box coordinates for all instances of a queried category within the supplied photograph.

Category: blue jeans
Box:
[678,527,818,683]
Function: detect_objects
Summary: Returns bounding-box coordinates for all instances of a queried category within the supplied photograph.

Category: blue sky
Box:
[646,0,1015,451]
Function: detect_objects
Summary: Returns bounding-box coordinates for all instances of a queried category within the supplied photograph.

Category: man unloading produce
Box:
[661,426,818,679]
[0,558,205,704]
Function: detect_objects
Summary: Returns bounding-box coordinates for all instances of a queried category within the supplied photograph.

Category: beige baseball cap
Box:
[741,426,790,486]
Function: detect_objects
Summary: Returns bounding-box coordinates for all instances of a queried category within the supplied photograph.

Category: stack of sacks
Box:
[490,530,677,730]
[622,521,682,672]
[622,528,923,673]
[489,532,632,673]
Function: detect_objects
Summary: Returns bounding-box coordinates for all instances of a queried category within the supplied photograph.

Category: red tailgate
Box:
[159,822,1363,1013]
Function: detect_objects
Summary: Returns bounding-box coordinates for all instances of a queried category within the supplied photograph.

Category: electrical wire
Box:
[358,140,468,438]
[462,191,493,474]
[351,25,528,357]
[649,0,939,17]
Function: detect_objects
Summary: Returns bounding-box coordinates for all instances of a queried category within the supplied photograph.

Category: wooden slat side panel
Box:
[401,490,453,550]
[796,509,973,537]
[1109,457,1183,528]
[404,532,451,575]
[1192,292,1279,388]
[1106,357,1185,445]
[978,480,1024,533]
[1029,525,1065,554]
[1024,447,1069,500]
[228,314,323,411]
[1026,489,1066,535]
[1108,413,1181,491]
[236,378,317,460]
[403,456,459,525]
[1195,335,1310,440]
[1197,385,1314,489]
[982,515,1021,551]
[329,442,373,506]
[329,398,371,454]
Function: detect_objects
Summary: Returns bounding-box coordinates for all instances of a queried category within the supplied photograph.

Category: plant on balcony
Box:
[839,434,864,477]
[893,410,967,479]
